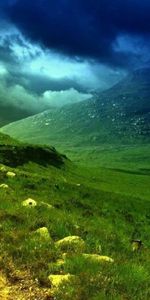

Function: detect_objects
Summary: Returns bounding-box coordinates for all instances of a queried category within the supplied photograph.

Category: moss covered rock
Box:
[48,274,76,288]
[82,254,114,263]
[0,184,9,189]
[6,171,16,178]
[22,198,37,207]
[35,227,51,241]
[0,166,7,172]
[56,236,85,253]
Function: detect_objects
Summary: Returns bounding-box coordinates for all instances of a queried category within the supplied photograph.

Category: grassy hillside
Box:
[0,132,150,299]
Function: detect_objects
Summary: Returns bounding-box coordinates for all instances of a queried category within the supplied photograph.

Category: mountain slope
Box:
[1,68,150,149]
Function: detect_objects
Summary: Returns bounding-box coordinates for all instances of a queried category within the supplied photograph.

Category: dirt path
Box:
[0,273,12,300]
[0,271,52,300]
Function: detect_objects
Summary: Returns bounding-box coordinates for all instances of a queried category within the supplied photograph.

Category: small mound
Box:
[0,144,67,168]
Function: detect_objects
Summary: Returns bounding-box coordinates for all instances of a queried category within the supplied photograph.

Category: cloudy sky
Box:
[0,0,150,115]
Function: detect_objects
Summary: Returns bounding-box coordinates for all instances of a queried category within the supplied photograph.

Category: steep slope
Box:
[1,68,150,149]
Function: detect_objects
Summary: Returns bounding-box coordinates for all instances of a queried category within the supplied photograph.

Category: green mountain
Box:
[0,104,37,127]
[1,69,150,151]
[0,131,150,299]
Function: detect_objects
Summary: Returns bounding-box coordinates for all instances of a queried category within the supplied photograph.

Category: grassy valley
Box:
[0,0,150,298]
[0,69,150,299]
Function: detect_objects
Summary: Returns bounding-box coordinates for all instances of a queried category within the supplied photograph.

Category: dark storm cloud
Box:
[1,0,150,66]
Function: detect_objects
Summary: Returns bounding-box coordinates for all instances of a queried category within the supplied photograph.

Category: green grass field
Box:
[0,133,150,299]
